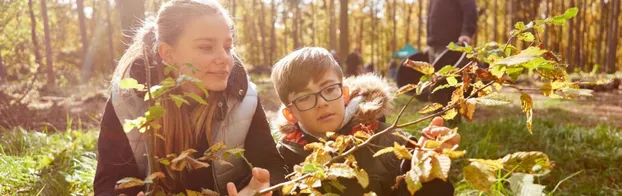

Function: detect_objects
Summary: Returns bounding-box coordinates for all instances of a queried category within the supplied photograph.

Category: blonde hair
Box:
[271,47,343,104]
[110,0,236,191]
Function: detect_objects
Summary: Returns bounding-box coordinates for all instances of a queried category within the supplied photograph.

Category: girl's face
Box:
[159,14,234,94]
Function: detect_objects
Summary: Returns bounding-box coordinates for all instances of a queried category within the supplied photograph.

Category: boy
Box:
[270,47,458,195]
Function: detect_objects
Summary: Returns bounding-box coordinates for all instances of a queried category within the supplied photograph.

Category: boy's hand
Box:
[227,167,272,196]
[418,117,461,152]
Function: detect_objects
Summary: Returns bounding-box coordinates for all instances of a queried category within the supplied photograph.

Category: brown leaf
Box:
[404,60,435,75]
[170,149,197,171]
[450,86,464,106]
[115,177,145,190]
[418,103,443,114]
[459,99,476,122]
[475,67,497,81]
[144,172,165,183]
[281,182,298,195]
[501,151,552,174]
[462,72,471,93]
[201,188,220,196]
[186,156,210,169]
[520,93,533,133]
[396,84,417,95]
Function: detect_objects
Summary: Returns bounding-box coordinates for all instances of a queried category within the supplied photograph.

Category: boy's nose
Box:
[316,95,329,108]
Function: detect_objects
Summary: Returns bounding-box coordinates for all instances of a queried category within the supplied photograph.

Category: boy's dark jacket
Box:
[274,74,454,196]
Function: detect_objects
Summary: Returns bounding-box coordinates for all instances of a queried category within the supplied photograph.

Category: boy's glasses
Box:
[287,83,343,111]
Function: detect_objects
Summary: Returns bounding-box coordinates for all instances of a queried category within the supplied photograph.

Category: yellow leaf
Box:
[459,100,476,122]
[115,177,145,190]
[393,142,413,160]
[353,131,371,139]
[119,78,145,90]
[463,162,496,192]
[201,188,220,196]
[404,60,435,75]
[441,109,458,120]
[186,190,202,196]
[207,141,226,153]
[356,169,370,188]
[469,159,504,170]
[304,142,324,151]
[404,171,423,195]
[281,182,297,195]
[450,86,464,105]
[171,149,197,171]
[442,148,466,159]
[435,155,452,181]
[418,103,443,114]
[520,93,533,133]
[328,163,356,179]
[363,192,378,196]
[144,172,165,183]
[423,140,442,149]
[396,84,417,95]
[501,151,552,174]
[462,72,471,92]
[373,147,395,157]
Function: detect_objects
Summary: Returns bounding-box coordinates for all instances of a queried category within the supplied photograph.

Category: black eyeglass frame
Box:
[286,83,343,111]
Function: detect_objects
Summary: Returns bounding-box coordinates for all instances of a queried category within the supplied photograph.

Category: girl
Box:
[94,0,285,195]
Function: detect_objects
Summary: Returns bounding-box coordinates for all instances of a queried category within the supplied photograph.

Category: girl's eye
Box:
[199,45,213,51]
[224,46,233,53]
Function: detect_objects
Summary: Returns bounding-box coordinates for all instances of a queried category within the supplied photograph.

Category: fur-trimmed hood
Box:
[274,73,395,135]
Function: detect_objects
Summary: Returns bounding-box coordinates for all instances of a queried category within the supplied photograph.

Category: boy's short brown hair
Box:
[271,47,343,104]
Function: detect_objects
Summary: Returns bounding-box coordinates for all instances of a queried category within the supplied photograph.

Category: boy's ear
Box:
[343,86,350,105]
[282,107,297,123]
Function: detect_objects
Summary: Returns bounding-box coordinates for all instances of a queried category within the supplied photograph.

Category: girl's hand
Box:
[227,167,272,196]
[418,117,461,152]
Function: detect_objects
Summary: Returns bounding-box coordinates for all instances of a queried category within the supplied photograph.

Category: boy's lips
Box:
[317,113,336,121]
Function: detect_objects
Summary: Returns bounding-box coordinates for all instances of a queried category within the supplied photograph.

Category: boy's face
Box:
[287,70,345,136]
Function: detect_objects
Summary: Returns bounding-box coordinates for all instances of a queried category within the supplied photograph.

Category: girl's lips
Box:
[207,71,229,77]
[317,113,336,121]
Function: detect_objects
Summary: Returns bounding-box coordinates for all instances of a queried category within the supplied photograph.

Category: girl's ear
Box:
[282,107,297,123]
[343,86,350,105]
[158,43,175,65]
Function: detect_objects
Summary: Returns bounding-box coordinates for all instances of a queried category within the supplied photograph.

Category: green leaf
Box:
[514,21,527,31]
[145,105,165,121]
[164,64,177,75]
[161,77,177,88]
[437,65,456,75]
[501,151,552,175]
[494,54,538,66]
[507,67,524,80]
[119,78,145,90]
[194,82,210,98]
[223,148,245,159]
[170,94,189,108]
[159,159,170,166]
[446,77,458,86]
[518,32,535,42]
[490,65,506,78]
[183,63,200,73]
[329,180,346,193]
[184,93,208,105]
[122,117,147,133]
[176,74,201,86]
[302,163,324,174]
[356,169,370,188]
[562,7,579,19]
[463,162,496,192]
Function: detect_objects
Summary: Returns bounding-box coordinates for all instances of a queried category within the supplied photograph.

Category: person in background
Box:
[345,48,364,77]
[426,0,477,63]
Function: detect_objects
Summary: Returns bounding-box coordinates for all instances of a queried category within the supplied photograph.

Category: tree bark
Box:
[566,0,575,71]
[596,0,607,66]
[405,0,413,44]
[417,0,424,49]
[329,0,337,51]
[392,0,397,51]
[40,0,54,86]
[259,0,268,66]
[339,0,349,62]
[28,0,42,67]
[493,0,498,42]
[605,0,619,73]
[105,0,115,68]
[270,0,277,65]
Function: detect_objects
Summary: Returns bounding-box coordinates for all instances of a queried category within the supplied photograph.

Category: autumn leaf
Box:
[281,182,298,195]
[185,92,208,105]
[404,171,423,195]
[501,151,552,175]
[404,60,435,75]
[186,189,203,196]
[418,103,443,114]
[143,172,165,184]
[520,93,534,133]
[171,149,197,171]
[115,177,145,190]
[201,188,220,196]
[431,155,451,181]
[463,162,496,192]
[422,140,442,149]
[508,173,546,196]
[396,84,416,95]
[459,99,476,122]
[442,148,466,159]
[207,141,226,154]
[441,109,458,120]
[373,146,395,157]
[469,159,504,170]
[356,169,370,188]
[468,96,511,106]
[393,142,413,160]
[450,86,464,105]
[170,94,189,108]
[327,163,356,179]
[186,156,210,169]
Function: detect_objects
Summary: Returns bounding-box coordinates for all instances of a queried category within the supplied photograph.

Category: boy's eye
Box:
[324,86,337,93]
[297,95,313,102]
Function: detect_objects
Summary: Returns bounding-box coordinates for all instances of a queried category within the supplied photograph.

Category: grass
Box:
[388,95,622,195]
[0,126,98,195]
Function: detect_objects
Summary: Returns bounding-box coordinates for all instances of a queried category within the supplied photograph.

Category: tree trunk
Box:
[105,0,115,68]
[77,0,88,55]
[329,0,337,51]
[292,1,301,49]
[28,0,42,67]
[493,0,498,42]
[40,0,54,86]
[370,0,376,67]
[605,0,619,73]
[543,0,548,48]
[116,0,145,49]
[283,3,289,53]
[270,0,277,65]
[259,0,268,66]
[339,0,349,62]
[596,0,607,66]
[566,0,575,71]
[417,0,424,49]
[405,0,413,44]
[574,0,582,71]
[392,0,397,51]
